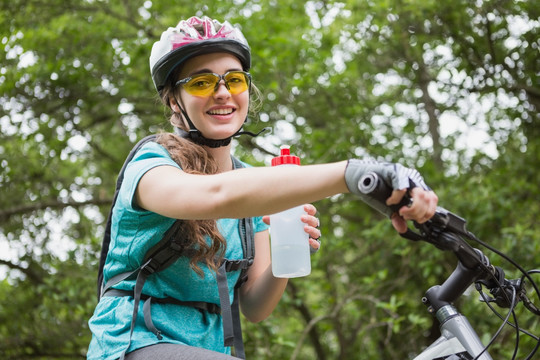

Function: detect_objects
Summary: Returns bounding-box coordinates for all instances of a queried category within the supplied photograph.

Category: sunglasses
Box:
[175,71,252,97]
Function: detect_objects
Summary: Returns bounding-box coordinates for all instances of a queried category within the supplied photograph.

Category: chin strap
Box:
[174,125,270,147]
[175,105,269,147]
[173,96,270,148]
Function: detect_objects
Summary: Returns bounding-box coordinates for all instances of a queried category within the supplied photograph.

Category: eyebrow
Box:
[188,68,243,77]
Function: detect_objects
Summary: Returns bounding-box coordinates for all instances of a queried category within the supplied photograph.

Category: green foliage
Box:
[1,0,538,359]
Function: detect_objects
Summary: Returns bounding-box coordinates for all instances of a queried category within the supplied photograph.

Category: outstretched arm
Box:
[136,160,437,231]
[136,161,349,220]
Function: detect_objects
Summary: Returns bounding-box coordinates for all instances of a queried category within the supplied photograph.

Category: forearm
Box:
[239,265,288,323]
[212,161,349,218]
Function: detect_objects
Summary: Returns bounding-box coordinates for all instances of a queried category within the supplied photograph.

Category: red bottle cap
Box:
[271,145,301,166]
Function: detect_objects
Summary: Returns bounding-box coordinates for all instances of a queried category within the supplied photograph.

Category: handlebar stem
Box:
[423,249,493,313]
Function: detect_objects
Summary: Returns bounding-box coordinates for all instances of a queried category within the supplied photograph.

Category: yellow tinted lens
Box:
[183,74,219,96]
[224,72,249,94]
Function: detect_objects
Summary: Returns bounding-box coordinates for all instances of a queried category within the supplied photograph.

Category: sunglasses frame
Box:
[174,71,252,97]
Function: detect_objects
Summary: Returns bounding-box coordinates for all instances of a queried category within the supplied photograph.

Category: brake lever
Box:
[430,207,468,235]
[399,207,468,244]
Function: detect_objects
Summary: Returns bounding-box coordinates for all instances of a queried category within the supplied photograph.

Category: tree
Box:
[1,0,538,359]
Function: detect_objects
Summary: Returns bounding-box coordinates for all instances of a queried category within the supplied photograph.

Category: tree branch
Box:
[416,58,444,171]
[0,259,44,284]
[288,281,327,360]
[485,17,497,64]
[0,198,112,222]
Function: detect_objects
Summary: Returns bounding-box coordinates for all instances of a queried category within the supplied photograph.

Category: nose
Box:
[213,79,231,98]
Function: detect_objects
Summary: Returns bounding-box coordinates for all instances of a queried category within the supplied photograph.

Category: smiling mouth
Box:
[207,108,235,115]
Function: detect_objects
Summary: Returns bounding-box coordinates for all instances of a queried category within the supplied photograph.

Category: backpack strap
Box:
[223,216,254,359]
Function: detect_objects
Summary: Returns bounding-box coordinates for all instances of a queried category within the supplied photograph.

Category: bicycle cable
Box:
[478,286,539,340]
[463,231,540,360]
[474,286,519,360]
[465,230,540,306]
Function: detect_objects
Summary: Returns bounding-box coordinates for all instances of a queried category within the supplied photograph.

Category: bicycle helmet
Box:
[150,16,251,94]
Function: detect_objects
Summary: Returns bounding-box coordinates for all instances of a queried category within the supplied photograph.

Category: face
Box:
[171,52,250,141]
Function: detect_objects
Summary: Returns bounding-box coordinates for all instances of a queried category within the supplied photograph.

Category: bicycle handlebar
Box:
[358,172,537,311]
[358,171,540,359]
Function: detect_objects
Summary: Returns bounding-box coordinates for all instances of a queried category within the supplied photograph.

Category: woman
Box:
[87,16,438,360]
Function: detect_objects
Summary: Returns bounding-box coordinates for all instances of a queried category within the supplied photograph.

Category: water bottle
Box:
[269,145,311,278]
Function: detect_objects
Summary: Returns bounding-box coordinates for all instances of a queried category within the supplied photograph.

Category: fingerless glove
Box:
[344,159,430,217]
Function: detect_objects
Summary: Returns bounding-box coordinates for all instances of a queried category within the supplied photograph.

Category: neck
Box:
[172,126,236,172]
[205,145,234,173]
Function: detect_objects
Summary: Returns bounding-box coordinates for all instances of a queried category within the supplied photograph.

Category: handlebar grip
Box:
[358,172,412,216]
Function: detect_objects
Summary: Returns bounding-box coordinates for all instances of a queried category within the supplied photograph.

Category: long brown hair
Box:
[155,70,227,276]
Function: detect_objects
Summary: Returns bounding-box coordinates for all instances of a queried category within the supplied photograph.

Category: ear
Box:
[169,96,181,113]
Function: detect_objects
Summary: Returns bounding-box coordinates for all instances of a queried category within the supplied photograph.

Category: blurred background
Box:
[1,0,538,358]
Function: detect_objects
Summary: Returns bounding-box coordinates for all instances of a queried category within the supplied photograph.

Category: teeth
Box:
[208,108,234,115]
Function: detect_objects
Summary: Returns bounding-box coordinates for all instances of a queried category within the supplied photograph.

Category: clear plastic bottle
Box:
[269,146,311,278]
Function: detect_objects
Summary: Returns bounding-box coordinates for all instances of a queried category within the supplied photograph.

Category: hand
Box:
[387,187,438,233]
[302,204,321,252]
[262,204,321,252]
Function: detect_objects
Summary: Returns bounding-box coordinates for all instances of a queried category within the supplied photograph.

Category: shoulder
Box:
[132,140,173,162]
[115,138,180,211]
[126,140,180,173]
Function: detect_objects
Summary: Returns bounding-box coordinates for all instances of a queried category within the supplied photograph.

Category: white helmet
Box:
[149,16,251,94]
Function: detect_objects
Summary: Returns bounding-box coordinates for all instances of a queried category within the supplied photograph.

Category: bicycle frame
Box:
[414,305,492,360]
